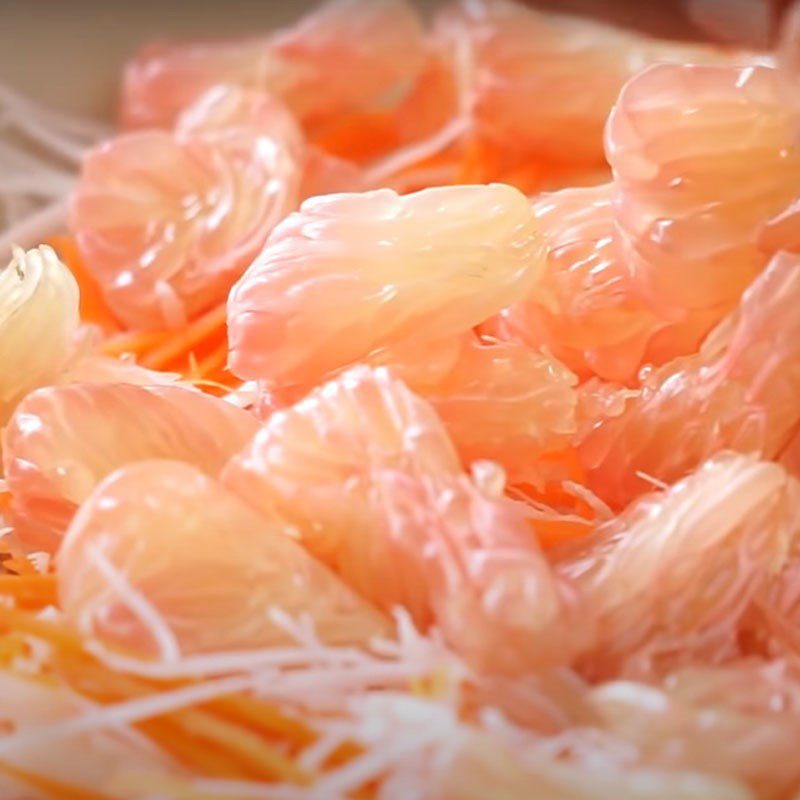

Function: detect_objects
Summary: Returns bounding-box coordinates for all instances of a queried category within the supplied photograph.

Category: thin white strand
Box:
[86,544,182,664]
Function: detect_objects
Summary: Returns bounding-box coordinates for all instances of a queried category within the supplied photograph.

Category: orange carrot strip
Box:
[194,341,229,379]
[53,650,310,784]
[0,635,29,666]
[0,606,82,652]
[1,608,319,785]
[456,136,498,184]
[176,710,309,784]
[0,758,118,800]
[47,235,121,334]
[312,110,399,162]
[136,718,251,777]
[0,574,58,609]
[534,517,594,549]
[51,652,242,776]
[140,303,227,370]
[210,693,315,747]
[100,329,167,359]
[0,531,37,577]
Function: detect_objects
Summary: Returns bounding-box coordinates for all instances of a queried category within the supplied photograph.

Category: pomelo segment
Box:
[58,460,388,657]
[222,365,462,626]
[70,86,300,330]
[3,383,258,553]
[299,146,367,198]
[780,428,800,478]
[445,727,750,800]
[376,468,591,675]
[556,454,800,680]
[592,659,800,799]
[392,333,579,485]
[0,246,79,428]
[120,36,273,131]
[120,0,425,133]
[227,183,544,396]
[607,62,800,315]
[580,252,800,509]
[434,0,764,173]
[267,0,425,130]
[175,82,304,155]
[224,365,589,674]
[499,62,800,382]
[180,81,367,198]
[500,185,664,384]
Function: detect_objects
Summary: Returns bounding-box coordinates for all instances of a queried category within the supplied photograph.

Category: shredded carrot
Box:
[210,692,315,747]
[0,606,83,653]
[56,649,311,784]
[0,634,29,666]
[533,517,595,549]
[192,341,229,379]
[137,717,254,777]
[312,110,400,162]
[47,236,121,334]
[176,710,310,783]
[0,758,118,800]
[100,329,168,359]
[0,599,367,790]
[0,574,58,610]
[0,537,38,577]
[456,136,500,184]
[140,302,227,370]
[0,608,314,785]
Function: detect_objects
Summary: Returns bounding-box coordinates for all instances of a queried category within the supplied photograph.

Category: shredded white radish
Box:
[0,82,107,232]
[365,114,470,186]
[0,672,258,756]
[634,470,670,491]
[85,543,182,664]
[88,610,466,716]
[562,480,615,520]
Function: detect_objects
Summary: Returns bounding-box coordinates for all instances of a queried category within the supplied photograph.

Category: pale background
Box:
[0,0,763,122]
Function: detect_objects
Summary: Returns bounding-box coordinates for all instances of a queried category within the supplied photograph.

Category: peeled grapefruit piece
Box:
[0,246,79,428]
[3,382,258,553]
[498,62,800,382]
[71,85,300,330]
[556,453,800,680]
[579,252,800,509]
[434,0,763,174]
[120,0,425,133]
[224,365,589,674]
[392,333,579,485]
[592,659,800,799]
[499,184,664,384]
[227,183,544,397]
[222,365,461,624]
[377,467,591,675]
[58,459,388,657]
[607,62,800,317]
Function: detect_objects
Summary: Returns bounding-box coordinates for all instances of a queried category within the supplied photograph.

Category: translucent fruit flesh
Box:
[0,246,79,428]
[120,0,426,135]
[499,184,664,384]
[556,453,800,680]
[224,365,590,675]
[58,459,389,657]
[3,382,258,552]
[579,252,800,509]
[227,183,544,397]
[434,0,766,179]
[71,86,301,330]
